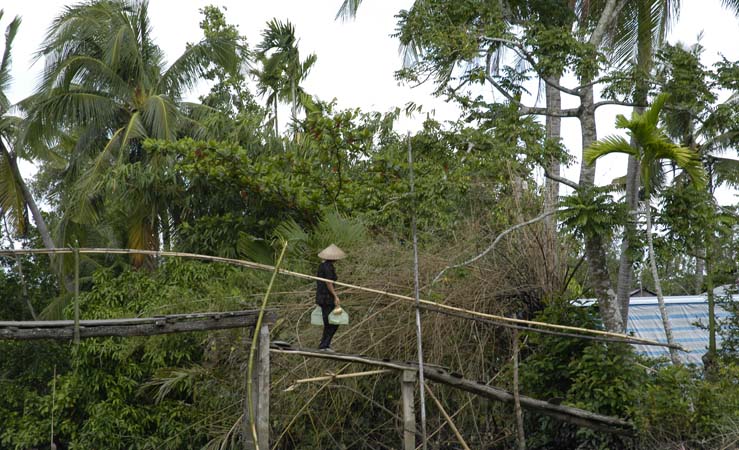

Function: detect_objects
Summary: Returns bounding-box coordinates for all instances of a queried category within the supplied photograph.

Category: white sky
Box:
[3,0,739,201]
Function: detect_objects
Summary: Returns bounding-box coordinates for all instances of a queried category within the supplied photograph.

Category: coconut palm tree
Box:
[585,93,706,364]
[252,19,316,136]
[21,0,240,265]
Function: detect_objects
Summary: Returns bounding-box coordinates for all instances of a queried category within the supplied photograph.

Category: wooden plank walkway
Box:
[0,310,276,340]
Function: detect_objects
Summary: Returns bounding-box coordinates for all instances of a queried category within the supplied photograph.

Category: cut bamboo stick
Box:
[423,382,472,450]
[291,369,391,385]
[0,248,673,348]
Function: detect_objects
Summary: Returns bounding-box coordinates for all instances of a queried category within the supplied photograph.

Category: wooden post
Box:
[244,324,270,450]
[401,369,417,450]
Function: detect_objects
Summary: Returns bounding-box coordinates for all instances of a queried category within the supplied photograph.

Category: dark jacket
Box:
[315,260,337,306]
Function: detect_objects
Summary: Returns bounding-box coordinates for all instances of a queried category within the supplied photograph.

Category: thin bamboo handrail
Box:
[0,247,675,348]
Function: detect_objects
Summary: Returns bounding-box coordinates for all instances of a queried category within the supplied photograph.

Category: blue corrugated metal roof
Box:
[577,296,735,365]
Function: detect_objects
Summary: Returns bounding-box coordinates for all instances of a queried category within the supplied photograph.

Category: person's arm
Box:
[325,281,340,304]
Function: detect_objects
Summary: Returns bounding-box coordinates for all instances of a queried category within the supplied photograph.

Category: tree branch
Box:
[432,209,561,285]
[485,37,582,97]
[544,168,580,190]
[594,100,647,110]
[484,74,579,117]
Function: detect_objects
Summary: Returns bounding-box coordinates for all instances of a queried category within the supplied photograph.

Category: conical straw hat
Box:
[318,244,346,260]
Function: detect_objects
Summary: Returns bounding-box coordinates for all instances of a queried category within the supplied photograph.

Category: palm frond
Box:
[0,13,21,109]
[27,89,122,132]
[643,92,669,127]
[39,292,72,320]
[40,55,131,100]
[335,0,363,22]
[720,0,739,14]
[158,36,239,97]
[312,211,367,252]
[142,94,176,141]
[585,135,635,164]
[604,0,678,69]
[653,142,706,189]
[0,145,26,234]
[712,156,739,188]
[120,111,148,148]
[139,366,207,404]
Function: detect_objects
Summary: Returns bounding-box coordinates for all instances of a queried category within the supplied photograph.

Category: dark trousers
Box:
[318,303,339,349]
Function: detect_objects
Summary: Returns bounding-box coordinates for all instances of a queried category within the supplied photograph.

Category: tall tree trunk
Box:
[291,80,298,120]
[616,154,640,328]
[544,77,563,291]
[694,250,705,294]
[645,201,680,364]
[584,231,623,332]
[578,85,624,332]
[616,0,652,329]
[578,85,597,186]
[544,78,562,208]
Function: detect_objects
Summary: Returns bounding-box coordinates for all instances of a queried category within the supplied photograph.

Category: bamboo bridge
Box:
[0,308,633,449]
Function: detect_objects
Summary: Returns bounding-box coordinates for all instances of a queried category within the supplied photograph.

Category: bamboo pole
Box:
[73,247,80,345]
[0,248,675,348]
[407,133,428,449]
[246,241,288,450]
[287,369,391,388]
[512,328,526,450]
[423,382,472,450]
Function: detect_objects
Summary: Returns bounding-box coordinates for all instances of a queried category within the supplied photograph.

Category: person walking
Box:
[316,244,346,351]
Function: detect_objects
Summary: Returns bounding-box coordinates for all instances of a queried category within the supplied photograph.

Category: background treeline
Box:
[2,1,739,449]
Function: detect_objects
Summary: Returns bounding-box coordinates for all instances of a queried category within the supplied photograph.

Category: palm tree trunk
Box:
[694,249,705,294]
[273,98,279,136]
[616,154,640,327]
[291,80,297,120]
[617,0,653,327]
[644,202,680,364]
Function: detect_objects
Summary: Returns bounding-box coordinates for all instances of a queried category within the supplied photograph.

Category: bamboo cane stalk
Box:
[247,241,288,450]
[289,369,391,386]
[512,328,526,450]
[408,132,428,449]
[423,382,472,450]
[0,247,675,348]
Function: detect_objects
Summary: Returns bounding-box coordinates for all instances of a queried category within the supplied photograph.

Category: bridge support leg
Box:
[245,324,270,450]
[401,369,417,450]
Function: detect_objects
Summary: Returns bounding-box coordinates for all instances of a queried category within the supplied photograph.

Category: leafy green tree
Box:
[605,0,739,329]
[586,93,706,363]
[21,0,240,264]
[655,41,739,365]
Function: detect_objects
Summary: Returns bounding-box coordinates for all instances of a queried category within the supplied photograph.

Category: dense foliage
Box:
[2,1,739,449]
